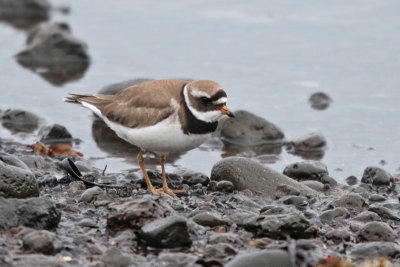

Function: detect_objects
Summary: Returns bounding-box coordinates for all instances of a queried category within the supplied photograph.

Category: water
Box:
[1,0,399,181]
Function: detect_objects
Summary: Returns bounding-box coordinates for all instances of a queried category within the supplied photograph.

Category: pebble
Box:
[39,124,73,144]
[361,166,393,185]
[243,213,317,239]
[351,242,400,260]
[138,215,192,248]
[226,250,294,267]
[192,211,226,227]
[329,193,368,214]
[23,230,62,255]
[283,161,329,182]
[319,208,350,224]
[308,92,332,110]
[78,186,104,203]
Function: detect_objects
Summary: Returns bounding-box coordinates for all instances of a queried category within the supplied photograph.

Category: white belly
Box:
[83,102,211,154]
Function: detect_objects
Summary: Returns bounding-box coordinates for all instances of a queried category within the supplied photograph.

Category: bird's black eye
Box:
[200,97,211,105]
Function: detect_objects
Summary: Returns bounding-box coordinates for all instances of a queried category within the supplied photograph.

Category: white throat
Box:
[183,85,223,123]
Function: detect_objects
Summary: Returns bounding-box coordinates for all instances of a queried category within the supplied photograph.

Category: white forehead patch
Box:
[190,90,210,98]
[213,97,227,105]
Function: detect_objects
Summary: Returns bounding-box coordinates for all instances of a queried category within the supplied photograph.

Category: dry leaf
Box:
[28,141,83,157]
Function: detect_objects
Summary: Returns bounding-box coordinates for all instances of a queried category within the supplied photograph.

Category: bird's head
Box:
[183,80,234,123]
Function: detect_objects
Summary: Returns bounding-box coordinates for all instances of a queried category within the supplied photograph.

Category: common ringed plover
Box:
[64,79,234,197]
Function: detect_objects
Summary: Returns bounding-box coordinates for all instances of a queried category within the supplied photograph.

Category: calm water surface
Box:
[1,0,399,181]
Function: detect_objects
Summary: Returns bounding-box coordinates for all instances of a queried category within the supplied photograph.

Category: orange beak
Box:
[220,105,235,118]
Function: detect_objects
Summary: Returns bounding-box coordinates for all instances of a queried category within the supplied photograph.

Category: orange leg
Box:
[136,151,162,195]
[160,155,186,198]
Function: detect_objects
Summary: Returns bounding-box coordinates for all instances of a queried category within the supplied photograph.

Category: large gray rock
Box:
[0,153,39,198]
[0,197,61,230]
[226,250,294,267]
[1,109,40,133]
[219,110,284,146]
[138,215,192,248]
[210,157,316,197]
[243,213,317,239]
[15,22,90,86]
[361,166,393,186]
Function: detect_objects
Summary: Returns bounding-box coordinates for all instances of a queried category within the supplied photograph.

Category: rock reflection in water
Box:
[15,22,90,86]
[91,119,182,165]
[1,109,40,133]
[0,0,50,30]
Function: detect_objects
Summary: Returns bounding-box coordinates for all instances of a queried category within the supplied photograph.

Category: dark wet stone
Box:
[23,230,62,255]
[325,229,351,244]
[205,243,237,258]
[216,180,234,193]
[0,197,61,230]
[101,246,134,267]
[361,166,393,186]
[37,174,58,187]
[219,110,284,146]
[0,0,50,30]
[192,211,226,227]
[144,170,183,189]
[211,157,315,197]
[279,196,308,210]
[357,222,397,242]
[0,153,39,198]
[182,171,210,186]
[368,205,400,221]
[243,213,317,239]
[309,92,332,110]
[7,254,65,267]
[283,161,329,183]
[345,175,358,185]
[353,211,382,222]
[329,193,368,214]
[226,250,293,267]
[107,196,169,231]
[138,215,192,248]
[39,124,73,145]
[1,109,40,133]
[285,133,327,160]
[351,242,400,260]
[368,194,387,202]
[300,180,326,192]
[98,78,154,95]
[78,186,104,203]
[319,207,350,224]
[15,22,90,86]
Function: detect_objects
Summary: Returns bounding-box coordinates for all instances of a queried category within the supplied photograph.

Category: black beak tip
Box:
[228,112,235,118]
